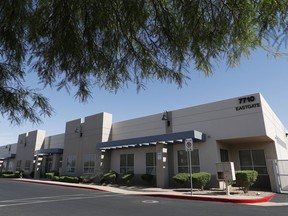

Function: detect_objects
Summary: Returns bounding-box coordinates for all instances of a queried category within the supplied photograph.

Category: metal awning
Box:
[97,130,206,150]
[0,154,16,160]
[34,148,63,156]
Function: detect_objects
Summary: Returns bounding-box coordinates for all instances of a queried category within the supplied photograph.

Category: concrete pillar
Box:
[99,150,111,174]
[156,142,169,188]
[34,155,43,179]
[52,154,61,172]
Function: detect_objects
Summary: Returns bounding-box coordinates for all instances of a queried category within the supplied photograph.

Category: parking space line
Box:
[0,193,124,208]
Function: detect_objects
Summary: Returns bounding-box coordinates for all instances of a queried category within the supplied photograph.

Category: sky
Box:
[1,48,288,145]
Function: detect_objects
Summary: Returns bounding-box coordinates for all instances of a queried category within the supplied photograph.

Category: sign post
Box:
[185,138,193,195]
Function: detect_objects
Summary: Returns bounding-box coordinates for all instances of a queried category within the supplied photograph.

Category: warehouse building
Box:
[1,93,288,193]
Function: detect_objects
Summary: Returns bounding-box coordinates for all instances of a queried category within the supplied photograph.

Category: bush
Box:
[100,170,118,184]
[45,171,59,179]
[14,170,24,178]
[173,172,212,189]
[192,172,211,190]
[141,174,154,184]
[60,176,80,183]
[0,173,17,178]
[172,173,190,185]
[121,171,134,184]
[51,175,80,183]
[235,170,258,193]
[45,172,55,179]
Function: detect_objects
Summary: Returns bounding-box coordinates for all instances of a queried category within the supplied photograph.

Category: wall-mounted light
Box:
[161,111,171,127]
[20,138,27,146]
[75,125,83,137]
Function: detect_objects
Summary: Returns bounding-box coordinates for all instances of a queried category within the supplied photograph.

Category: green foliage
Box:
[100,170,118,184]
[173,172,211,189]
[45,170,59,179]
[172,173,190,185]
[51,175,81,183]
[14,170,24,178]
[121,171,134,184]
[1,1,288,124]
[0,172,17,178]
[236,170,258,193]
[45,173,55,179]
[141,174,154,183]
[79,176,95,184]
[192,172,211,190]
[0,171,24,178]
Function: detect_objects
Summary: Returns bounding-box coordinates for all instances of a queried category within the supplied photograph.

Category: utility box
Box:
[216,162,236,181]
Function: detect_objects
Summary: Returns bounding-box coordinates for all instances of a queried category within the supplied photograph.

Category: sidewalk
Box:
[12,178,282,205]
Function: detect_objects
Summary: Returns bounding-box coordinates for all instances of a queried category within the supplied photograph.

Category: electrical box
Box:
[216,162,236,181]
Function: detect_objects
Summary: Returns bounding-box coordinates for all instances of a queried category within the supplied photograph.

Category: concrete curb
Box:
[9,178,276,204]
[141,193,276,204]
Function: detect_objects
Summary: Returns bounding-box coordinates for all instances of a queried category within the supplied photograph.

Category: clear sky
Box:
[1,48,288,145]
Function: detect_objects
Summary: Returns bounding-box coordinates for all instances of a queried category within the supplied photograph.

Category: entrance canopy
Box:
[34,148,63,156]
[97,130,206,150]
[0,153,16,160]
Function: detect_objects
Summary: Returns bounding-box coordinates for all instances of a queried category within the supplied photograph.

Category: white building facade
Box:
[1,93,288,193]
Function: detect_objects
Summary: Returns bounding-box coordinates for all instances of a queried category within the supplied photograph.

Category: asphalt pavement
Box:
[8,178,288,206]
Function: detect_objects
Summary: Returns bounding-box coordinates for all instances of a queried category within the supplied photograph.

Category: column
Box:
[156,142,169,188]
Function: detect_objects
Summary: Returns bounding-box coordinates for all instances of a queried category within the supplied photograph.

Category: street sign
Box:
[185,138,193,151]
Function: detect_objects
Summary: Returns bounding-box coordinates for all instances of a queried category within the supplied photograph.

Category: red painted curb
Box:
[142,193,276,204]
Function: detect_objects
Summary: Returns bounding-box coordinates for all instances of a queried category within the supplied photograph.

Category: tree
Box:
[1,0,288,124]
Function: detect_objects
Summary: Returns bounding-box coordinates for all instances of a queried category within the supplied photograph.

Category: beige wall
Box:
[62,112,112,176]
[112,114,166,140]
[0,143,17,159]
[261,94,288,159]
[43,134,65,149]
[15,130,46,173]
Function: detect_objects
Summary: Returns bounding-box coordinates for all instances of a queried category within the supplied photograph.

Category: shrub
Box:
[141,174,154,184]
[45,172,55,179]
[100,170,118,184]
[236,170,258,193]
[50,175,80,183]
[45,170,59,179]
[0,173,17,178]
[14,170,24,178]
[52,175,60,181]
[59,176,80,183]
[192,172,211,190]
[121,171,134,184]
[172,173,190,185]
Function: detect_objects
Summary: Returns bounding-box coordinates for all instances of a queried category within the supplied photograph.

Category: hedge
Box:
[173,172,211,190]
[235,170,258,193]
[192,172,211,190]
[100,170,118,184]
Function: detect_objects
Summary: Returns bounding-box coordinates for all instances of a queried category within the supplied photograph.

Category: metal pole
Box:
[188,150,193,195]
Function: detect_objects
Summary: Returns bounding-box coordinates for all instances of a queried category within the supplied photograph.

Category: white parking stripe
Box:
[0,193,123,208]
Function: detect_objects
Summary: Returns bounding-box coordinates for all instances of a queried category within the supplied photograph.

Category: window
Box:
[8,161,14,172]
[83,154,96,174]
[177,149,200,173]
[239,149,268,175]
[146,152,156,175]
[120,154,134,174]
[66,155,76,173]
[220,149,229,162]
[24,160,31,172]
[16,160,21,170]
